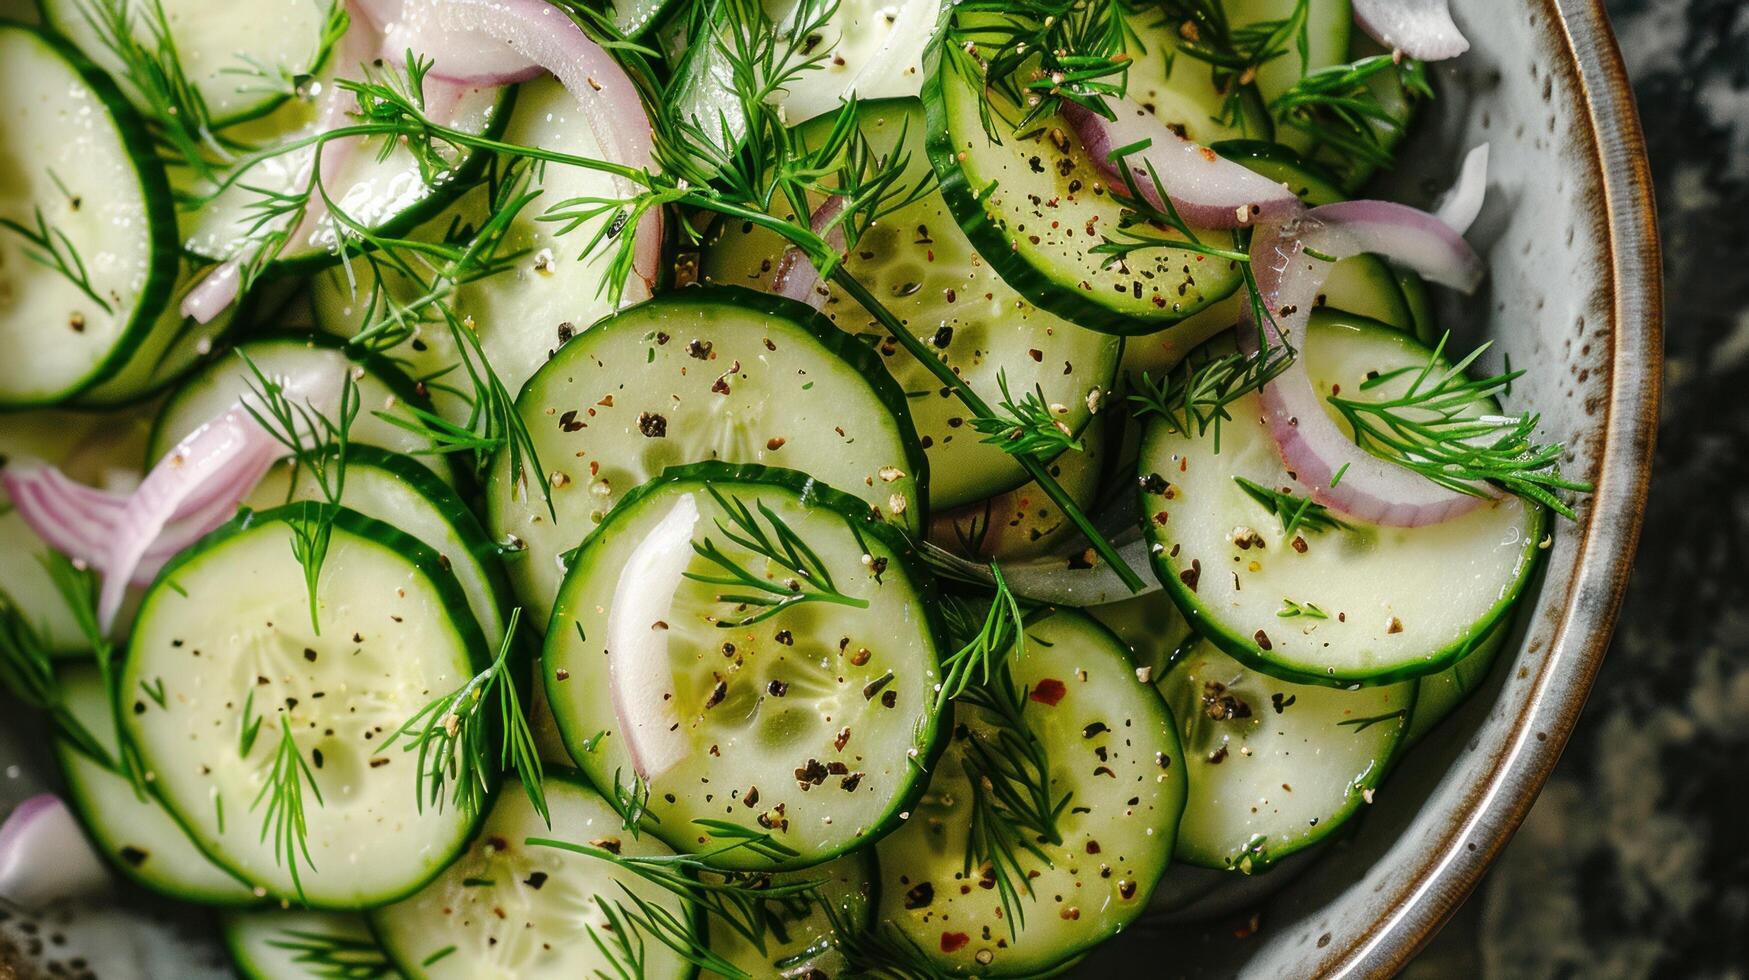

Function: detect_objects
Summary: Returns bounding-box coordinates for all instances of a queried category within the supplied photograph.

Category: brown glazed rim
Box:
[1320,1,1663,976]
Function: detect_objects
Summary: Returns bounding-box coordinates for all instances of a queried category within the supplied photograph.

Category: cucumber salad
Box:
[0,0,1587,975]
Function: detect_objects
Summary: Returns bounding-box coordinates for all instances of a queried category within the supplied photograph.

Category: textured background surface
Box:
[1413,1,1749,976]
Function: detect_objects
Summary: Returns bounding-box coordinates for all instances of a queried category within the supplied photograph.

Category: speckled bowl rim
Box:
[1320,1,1662,974]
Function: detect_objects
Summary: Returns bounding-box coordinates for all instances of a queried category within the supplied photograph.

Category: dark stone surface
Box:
[1414,2,1749,977]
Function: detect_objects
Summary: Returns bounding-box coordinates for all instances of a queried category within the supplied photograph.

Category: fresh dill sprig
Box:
[1337,709,1407,733]
[684,484,870,629]
[40,553,149,794]
[1129,343,1296,452]
[945,0,1141,133]
[590,885,752,979]
[933,570,1026,713]
[1269,55,1431,170]
[263,928,396,979]
[0,202,113,316]
[251,715,323,900]
[1276,597,1329,619]
[380,607,548,825]
[1232,475,1351,537]
[326,162,555,517]
[1327,336,1592,518]
[606,766,658,838]
[238,354,361,634]
[956,660,1071,939]
[970,372,1085,458]
[0,587,114,771]
[72,0,230,180]
[528,818,807,965]
[1156,0,1311,133]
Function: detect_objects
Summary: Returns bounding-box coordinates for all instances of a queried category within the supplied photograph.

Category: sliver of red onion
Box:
[1063,98,1302,230]
[0,795,110,909]
[770,197,848,311]
[1352,0,1470,61]
[1240,201,1487,527]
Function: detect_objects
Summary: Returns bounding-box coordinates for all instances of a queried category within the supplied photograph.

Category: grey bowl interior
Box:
[0,0,1659,976]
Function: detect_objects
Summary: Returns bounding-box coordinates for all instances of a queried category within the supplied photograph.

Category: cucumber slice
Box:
[1396,266,1438,345]
[543,462,946,869]
[246,445,508,644]
[609,0,680,37]
[1403,620,1508,747]
[371,771,694,980]
[928,421,1109,563]
[487,286,925,628]
[874,610,1185,976]
[1319,253,1414,330]
[310,77,645,402]
[41,0,343,128]
[699,99,1121,508]
[122,506,491,907]
[1085,590,1196,683]
[1120,6,1269,143]
[54,664,260,905]
[221,908,399,980]
[148,334,451,483]
[1139,311,1545,685]
[921,12,1246,334]
[1160,637,1413,871]
[69,256,240,406]
[179,60,511,271]
[1227,0,1352,156]
[0,23,178,407]
[702,850,876,979]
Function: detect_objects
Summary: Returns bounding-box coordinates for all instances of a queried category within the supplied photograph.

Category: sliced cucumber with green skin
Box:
[928,421,1109,563]
[246,445,509,643]
[543,462,946,870]
[1402,621,1508,747]
[1139,311,1545,685]
[1119,6,1270,143]
[40,0,342,127]
[371,770,694,980]
[69,256,240,407]
[221,908,400,980]
[54,664,261,906]
[921,13,1245,335]
[700,850,876,979]
[310,77,646,403]
[488,286,926,628]
[700,98,1121,509]
[179,65,512,272]
[1160,637,1413,871]
[148,334,452,483]
[123,506,491,908]
[0,23,178,407]
[1227,0,1352,157]
[874,610,1184,977]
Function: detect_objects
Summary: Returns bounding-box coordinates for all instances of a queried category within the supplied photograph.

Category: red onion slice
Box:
[398,0,663,292]
[1435,143,1490,235]
[770,197,847,310]
[1240,201,1487,527]
[1352,0,1470,61]
[606,493,700,781]
[1063,98,1302,230]
[0,795,110,909]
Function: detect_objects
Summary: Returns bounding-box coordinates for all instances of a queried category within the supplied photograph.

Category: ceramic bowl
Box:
[0,0,1660,975]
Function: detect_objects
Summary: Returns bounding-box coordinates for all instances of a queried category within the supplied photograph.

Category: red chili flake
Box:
[940,932,971,954]
[1029,678,1068,707]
